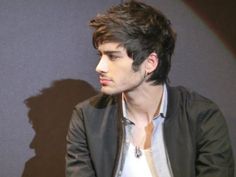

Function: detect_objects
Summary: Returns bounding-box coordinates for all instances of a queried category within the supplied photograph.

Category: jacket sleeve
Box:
[195,101,234,177]
[66,108,96,177]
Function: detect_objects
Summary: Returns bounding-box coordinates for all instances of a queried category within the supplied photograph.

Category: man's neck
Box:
[123,83,164,125]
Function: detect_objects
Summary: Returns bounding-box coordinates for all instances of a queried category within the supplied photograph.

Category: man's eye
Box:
[97,52,102,57]
[108,54,119,60]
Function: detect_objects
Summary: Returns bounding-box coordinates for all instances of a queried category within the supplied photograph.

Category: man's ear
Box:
[145,52,158,74]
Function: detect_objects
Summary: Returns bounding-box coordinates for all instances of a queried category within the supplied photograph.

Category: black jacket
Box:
[66,85,234,177]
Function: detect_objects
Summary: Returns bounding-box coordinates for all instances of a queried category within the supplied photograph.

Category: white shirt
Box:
[121,84,172,177]
[121,144,157,177]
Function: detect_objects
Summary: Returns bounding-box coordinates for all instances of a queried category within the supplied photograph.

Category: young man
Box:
[66,1,234,177]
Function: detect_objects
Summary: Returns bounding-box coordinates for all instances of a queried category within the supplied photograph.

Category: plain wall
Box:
[0,0,235,177]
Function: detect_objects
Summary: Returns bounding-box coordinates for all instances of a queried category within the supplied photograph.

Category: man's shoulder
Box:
[168,85,220,112]
[74,93,118,110]
[168,85,213,103]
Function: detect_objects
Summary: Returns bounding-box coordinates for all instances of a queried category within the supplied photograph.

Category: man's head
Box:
[90,0,176,86]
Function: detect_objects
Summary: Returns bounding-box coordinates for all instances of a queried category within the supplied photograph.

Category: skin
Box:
[96,42,164,149]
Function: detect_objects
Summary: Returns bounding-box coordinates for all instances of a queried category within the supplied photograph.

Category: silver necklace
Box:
[135,146,142,158]
[130,129,145,158]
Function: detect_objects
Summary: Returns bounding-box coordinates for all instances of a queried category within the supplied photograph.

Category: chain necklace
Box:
[130,128,146,158]
[130,121,154,158]
[135,145,142,158]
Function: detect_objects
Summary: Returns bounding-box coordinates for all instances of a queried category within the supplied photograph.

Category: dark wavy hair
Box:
[90,0,176,85]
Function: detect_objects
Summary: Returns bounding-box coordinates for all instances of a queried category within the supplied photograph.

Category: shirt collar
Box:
[159,83,168,118]
[122,83,168,121]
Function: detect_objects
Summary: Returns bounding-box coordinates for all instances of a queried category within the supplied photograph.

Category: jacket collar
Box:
[165,84,179,119]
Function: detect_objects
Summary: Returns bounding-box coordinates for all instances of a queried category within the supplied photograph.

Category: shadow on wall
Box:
[182,0,236,57]
[22,79,97,177]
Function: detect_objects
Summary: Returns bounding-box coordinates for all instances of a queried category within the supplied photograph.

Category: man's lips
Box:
[99,77,112,85]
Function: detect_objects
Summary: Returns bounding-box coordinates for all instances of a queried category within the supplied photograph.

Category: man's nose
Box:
[95,56,109,73]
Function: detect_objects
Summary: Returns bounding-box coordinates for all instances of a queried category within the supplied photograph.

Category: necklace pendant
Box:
[135,146,142,158]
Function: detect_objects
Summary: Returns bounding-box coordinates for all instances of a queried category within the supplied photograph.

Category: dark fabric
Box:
[66,85,234,177]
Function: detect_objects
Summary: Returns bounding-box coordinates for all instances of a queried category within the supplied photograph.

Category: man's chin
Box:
[100,87,120,95]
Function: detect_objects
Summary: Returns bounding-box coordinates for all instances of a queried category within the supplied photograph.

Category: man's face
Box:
[96,42,146,95]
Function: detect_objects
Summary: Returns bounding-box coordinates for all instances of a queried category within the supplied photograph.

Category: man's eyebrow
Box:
[99,50,123,55]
